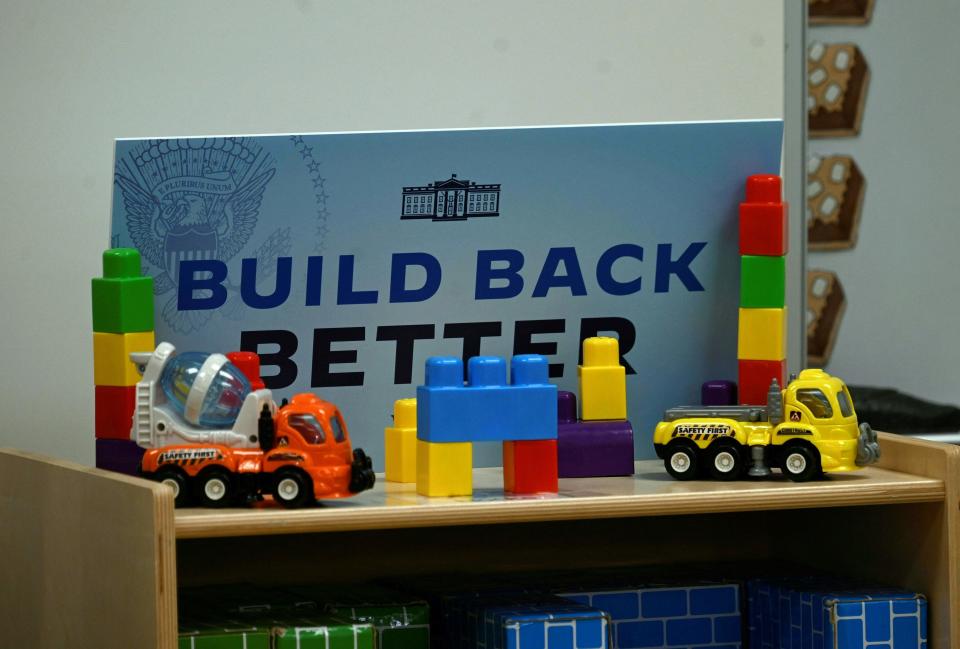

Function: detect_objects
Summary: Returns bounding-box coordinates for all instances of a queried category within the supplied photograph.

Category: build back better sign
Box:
[110,121,783,467]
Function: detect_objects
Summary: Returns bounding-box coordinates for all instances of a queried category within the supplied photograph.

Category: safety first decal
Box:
[671,424,733,441]
[157,448,224,466]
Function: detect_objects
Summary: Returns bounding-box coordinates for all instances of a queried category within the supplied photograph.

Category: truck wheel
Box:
[707,444,745,481]
[272,470,314,509]
[664,443,699,480]
[154,467,192,507]
[781,445,821,482]
[349,449,376,493]
[197,469,234,508]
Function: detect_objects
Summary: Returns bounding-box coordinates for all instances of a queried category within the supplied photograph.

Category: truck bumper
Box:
[818,438,860,472]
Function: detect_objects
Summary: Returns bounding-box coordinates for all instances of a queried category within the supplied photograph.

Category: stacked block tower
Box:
[386,338,633,493]
[384,355,558,497]
[556,337,634,478]
[91,248,155,474]
[737,175,788,405]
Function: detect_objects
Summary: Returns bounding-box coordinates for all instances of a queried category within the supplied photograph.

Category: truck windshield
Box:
[330,413,346,443]
[837,388,854,417]
[796,389,833,419]
[287,413,326,444]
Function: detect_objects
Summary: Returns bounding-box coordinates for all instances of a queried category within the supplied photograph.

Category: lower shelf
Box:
[1,433,958,649]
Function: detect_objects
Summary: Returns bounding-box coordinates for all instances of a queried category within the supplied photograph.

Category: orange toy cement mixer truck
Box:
[130,342,375,508]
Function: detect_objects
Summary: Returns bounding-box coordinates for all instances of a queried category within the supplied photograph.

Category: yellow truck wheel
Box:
[706,443,746,481]
[663,441,699,480]
[781,444,821,482]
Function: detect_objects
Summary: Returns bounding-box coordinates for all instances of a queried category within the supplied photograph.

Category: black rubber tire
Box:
[272,470,315,509]
[349,449,376,493]
[706,443,745,481]
[664,442,699,481]
[154,467,192,508]
[196,468,234,508]
[781,444,821,482]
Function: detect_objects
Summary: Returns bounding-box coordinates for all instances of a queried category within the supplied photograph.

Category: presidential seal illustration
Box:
[115,137,279,333]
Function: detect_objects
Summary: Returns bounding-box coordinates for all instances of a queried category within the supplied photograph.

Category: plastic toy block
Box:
[416,355,557,443]
[555,581,741,649]
[739,175,788,257]
[94,385,136,440]
[95,438,144,476]
[740,255,786,308]
[416,440,472,497]
[385,398,417,483]
[738,359,786,405]
[737,307,787,361]
[748,578,926,649]
[503,439,558,494]
[93,330,155,386]
[91,248,154,334]
[577,337,627,421]
[556,391,634,478]
[226,351,266,390]
[439,592,610,649]
[701,380,737,406]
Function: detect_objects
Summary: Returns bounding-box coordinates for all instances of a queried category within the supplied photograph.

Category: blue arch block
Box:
[417,354,558,442]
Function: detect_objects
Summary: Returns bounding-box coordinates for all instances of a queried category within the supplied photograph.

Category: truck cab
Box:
[267,393,368,502]
[774,370,865,474]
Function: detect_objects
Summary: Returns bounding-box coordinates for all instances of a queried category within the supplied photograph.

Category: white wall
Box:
[0,0,784,464]
[808,2,960,405]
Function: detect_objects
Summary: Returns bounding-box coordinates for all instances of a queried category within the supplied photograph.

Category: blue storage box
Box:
[443,593,611,649]
[556,582,741,649]
[747,578,927,649]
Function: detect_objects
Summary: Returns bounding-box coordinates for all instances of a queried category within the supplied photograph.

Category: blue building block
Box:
[556,583,741,649]
[416,355,558,443]
[748,578,927,649]
[444,594,610,649]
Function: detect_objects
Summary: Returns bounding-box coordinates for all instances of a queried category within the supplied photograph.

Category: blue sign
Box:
[111,120,783,468]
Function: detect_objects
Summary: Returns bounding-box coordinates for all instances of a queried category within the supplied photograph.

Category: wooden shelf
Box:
[175,461,945,539]
[2,432,958,649]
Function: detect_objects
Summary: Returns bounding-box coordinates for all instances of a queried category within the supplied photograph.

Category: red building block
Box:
[740,174,789,256]
[738,359,787,405]
[227,351,266,390]
[94,385,136,439]
[503,439,558,494]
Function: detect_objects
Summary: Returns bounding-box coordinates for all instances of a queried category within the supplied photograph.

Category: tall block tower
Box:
[91,248,155,474]
[737,175,788,404]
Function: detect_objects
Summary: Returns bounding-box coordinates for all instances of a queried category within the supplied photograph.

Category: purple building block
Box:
[95,438,144,476]
[701,380,737,406]
[557,391,634,478]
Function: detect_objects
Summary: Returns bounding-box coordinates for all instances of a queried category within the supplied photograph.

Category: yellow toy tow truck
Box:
[653,370,880,481]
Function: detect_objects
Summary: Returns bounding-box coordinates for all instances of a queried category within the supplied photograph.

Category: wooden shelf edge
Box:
[175,481,945,539]
[0,448,178,649]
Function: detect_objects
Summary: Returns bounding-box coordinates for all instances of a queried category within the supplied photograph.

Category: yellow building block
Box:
[577,336,627,421]
[93,331,155,386]
[737,307,787,361]
[385,398,417,483]
[416,439,472,497]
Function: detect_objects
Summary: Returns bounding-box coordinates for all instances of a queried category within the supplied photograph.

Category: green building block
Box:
[91,248,154,333]
[178,621,270,649]
[273,616,374,649]
[285,584,430,649]
[740,254,786,308]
